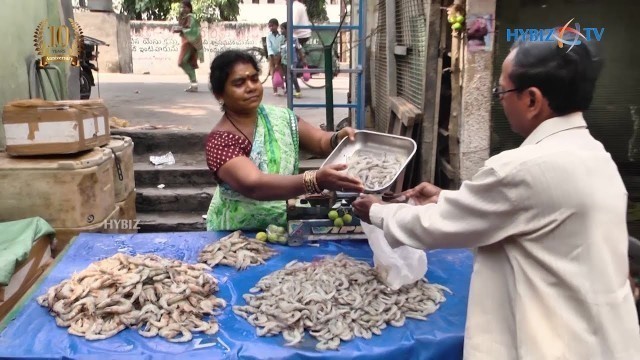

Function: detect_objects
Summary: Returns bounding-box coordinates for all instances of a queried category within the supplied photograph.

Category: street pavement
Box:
[91,72,351,132]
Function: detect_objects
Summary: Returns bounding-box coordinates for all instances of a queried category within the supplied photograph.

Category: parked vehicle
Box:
[80,36,109,100]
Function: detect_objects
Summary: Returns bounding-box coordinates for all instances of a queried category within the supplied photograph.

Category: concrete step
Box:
[134,163,215,187]
[136,186,214,213]
[134,157,323,188]
[114,129,326,168]
[112,129,209,157]
[134,158,323,188]
[137,211,206,232]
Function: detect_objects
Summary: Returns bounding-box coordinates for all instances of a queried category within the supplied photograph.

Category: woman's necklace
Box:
[225,112,255,144]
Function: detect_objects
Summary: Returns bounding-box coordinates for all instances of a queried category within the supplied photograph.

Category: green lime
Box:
[447,15,454,24]
[267,233,278,243]
[328,210,339,220]
[455,15,465,23]
[276,226,286,235]
[342,214,353,224]
[334,218,344,228]
[452,22,462,31]
[277,236,288,244]
[256,232,268,242]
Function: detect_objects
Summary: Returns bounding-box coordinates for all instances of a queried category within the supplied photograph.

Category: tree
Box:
[305,0,329,24]
[116,0,172,20]
[169,0,240,22]
[115,0,239,22]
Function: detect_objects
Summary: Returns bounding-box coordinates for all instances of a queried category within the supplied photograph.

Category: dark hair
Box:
[268,18,279,26]
[209,50,260,96]
[280,22,287,30]
[182,1,192,11]
[509,36,603,116]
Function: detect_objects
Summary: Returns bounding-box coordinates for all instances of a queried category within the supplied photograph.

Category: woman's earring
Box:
[218,100,225,111]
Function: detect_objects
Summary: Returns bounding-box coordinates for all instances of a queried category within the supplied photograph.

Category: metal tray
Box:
[321,130,417,193]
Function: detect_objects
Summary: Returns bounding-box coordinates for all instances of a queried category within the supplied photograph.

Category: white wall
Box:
[130,21,268,75]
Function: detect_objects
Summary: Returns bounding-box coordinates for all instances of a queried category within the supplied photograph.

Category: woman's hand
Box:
[298,119,357,157]
[336,127,357,143]
[401,182,442,205]
[316,164,364,193]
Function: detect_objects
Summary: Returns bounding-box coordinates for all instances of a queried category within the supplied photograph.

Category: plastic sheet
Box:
[0,232,473,360]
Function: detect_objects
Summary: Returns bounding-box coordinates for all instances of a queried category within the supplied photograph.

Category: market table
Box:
[0,232,473,360]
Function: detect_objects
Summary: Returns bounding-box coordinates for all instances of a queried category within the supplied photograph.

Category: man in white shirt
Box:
[353,38,640,359]
[291,0,312,47]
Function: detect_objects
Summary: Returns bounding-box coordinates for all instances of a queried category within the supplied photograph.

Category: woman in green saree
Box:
[174,1,204,92]
[205,50,364,231]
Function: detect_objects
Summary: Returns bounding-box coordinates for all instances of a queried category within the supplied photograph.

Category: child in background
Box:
[279,22,303,98]
[266,18,284,96]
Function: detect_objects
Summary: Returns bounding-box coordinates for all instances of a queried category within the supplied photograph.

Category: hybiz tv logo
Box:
[506,19,604,52]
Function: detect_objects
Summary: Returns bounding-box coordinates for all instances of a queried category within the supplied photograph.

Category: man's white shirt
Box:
[292,1,312,40]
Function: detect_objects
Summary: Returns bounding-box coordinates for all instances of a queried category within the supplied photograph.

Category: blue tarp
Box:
[0,232,473,360]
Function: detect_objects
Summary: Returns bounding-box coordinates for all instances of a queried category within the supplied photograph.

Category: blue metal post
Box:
[286,0,366,131]
[286,1,294,109]
[356,0,367,130]
[324,45,335,131]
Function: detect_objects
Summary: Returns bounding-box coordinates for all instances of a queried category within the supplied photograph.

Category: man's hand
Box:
[352,194,383,224]
[402,182,442,205]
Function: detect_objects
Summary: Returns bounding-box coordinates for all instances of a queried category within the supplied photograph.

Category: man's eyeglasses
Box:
[492,86,519,99]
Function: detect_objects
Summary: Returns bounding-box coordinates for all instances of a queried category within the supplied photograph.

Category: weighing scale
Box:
[286,191,403,246]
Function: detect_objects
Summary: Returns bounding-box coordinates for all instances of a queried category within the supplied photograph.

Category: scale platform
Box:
[286,191,368,246]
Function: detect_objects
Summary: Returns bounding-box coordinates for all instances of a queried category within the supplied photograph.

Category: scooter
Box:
[80,36,109,100]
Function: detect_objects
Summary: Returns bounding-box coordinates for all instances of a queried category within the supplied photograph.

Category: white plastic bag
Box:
[149,152,175,167]
[362,222,427,290]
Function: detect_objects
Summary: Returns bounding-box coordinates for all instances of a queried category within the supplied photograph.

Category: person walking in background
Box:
[291,0,312,48]
[280,22,302,98]
[174,0,204,92]
[266,18,284,96]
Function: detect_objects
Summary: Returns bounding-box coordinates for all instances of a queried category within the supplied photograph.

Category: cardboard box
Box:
[114,190,137,233]
[102,136,135,203]
[2,99,110,156]
[0,148,116,229]
[0,235,53,321]
[52,206,120,258]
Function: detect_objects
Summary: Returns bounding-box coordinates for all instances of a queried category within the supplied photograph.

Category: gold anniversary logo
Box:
[33,18,84,67]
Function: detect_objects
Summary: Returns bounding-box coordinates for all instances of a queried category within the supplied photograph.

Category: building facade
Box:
[238,0,344,24]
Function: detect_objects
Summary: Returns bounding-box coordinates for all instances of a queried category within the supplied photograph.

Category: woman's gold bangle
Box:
[303,170,321,194]
[311,171,321,193]
[303,171,312,194]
